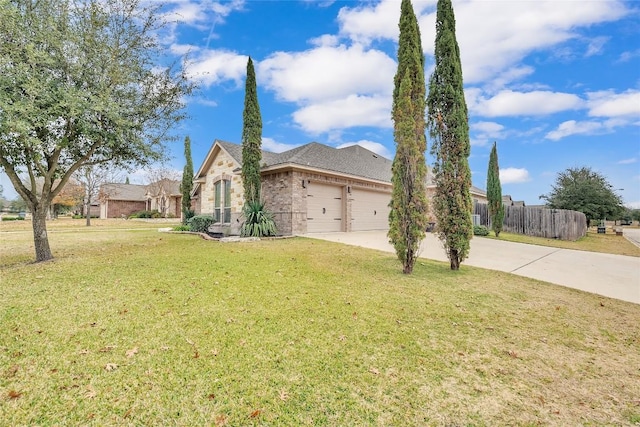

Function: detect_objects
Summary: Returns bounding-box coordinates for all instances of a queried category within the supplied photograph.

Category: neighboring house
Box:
[503,195,525,207]
[145,179,182,219]
[100,180,182,219]
[99,183,148,218]
[192,139,488,236]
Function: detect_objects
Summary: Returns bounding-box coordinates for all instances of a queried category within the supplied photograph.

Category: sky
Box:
[1,0,639,208]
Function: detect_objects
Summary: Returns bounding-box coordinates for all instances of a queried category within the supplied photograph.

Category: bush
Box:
[172,225,190,232]
[240,201,277,237]
[473,225,489,236]
[128,210,161,219]
[187,215,214,233]
[1,216,25,221]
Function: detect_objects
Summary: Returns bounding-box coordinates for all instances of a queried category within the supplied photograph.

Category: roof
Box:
[100,183,147,201]
[215,140,392,183]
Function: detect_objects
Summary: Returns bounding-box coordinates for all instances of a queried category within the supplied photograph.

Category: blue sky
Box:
[2,0,639,208]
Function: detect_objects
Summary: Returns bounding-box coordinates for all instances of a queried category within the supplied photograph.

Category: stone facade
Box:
[198,149,245,235]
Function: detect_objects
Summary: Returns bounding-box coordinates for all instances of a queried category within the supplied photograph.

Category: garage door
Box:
[351,189,391,231]
[307,183,343,233]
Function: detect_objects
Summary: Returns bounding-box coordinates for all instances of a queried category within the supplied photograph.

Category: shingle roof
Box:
[216,140,393,183]
[100,183,148,201]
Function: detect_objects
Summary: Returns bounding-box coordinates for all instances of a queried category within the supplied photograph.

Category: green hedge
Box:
[1,216,25,221]
[187,215,214,233]
[128,210,161,219]
[473,225,489,236]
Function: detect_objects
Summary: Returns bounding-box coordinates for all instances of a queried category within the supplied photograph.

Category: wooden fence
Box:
[474,204,587,241]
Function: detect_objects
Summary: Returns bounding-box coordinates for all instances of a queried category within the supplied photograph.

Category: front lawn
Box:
[1,227,638,425]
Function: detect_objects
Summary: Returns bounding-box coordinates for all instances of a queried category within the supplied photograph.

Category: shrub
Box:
[473,225,489,236]
[187,215,214,233]
[1,216,25,221]
[172,225,190,232]
[128,210,161,219]
[240,201,277,237]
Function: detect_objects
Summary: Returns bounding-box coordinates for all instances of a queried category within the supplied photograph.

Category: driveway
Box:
[624,228,640,248]
[303,231,640,305]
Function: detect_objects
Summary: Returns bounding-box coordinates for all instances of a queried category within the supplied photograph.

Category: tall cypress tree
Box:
[241,57,262,205]
[427,0,473,270]
[388,0,428,275]
[486,141,504,237]
[181,135,194,224]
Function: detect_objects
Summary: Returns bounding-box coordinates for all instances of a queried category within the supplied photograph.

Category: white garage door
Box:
[307,183,343,233]
[351,189,391,231]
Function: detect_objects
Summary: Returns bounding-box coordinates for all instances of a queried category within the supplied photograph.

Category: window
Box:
[214,179,232,223]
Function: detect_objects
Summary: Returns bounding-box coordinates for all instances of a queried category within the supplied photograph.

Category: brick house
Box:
[99,180,182,219]
[192,140,487,235]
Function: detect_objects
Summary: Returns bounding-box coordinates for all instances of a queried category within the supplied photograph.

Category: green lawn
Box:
[1,225,639,426]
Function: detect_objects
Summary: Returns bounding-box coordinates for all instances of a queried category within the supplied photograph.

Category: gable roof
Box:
[211,140,393,183]
[100,183,147,201]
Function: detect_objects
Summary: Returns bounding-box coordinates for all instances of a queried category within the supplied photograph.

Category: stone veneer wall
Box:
[262,169,392,235]
[199,149,244,235]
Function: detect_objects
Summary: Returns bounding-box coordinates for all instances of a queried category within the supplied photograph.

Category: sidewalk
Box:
[303,231,640,305]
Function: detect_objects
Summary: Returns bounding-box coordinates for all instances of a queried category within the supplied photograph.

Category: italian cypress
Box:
[388,0,429,274]
[486,141,504,237]
[427,0,473,270]
[241,57,262,205]
[181,135,194,224]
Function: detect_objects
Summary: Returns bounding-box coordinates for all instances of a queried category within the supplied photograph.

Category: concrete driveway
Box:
[624,228,640,248]
[303,231,640,305]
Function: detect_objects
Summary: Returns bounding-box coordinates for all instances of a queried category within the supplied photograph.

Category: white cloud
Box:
[185,50,248,87]
[472,121,505,136]
[587,90,640,118]
[162,0,244,29]
[618,158,637,165]
[258,44,395,103]
[337,140,392,159]
[261,137,301,154]
[584,36,609,57]
[170,43,199,55]
[544,118,630,141]
[471,90,583,117]
[308,34,339,47]
[544,120,602,141]
[500,168,530,184]
[292,95,391,133]
[337,0,627,84]
[470,121,506,146]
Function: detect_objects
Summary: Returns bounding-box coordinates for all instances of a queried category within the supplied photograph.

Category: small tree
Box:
[486,141,504,237]
[388,0,429,274]
[241,57,262,205]
[181,136,194,224]
[540,166,624,227]
[74,165,119,226]
[427,0,473,270]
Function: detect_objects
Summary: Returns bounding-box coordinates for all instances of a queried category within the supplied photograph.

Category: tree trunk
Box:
[449,249,460,270]
[85,196,91,226]
[32,204,53,262]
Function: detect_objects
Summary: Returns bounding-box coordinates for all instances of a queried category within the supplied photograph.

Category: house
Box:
[99,183,148,218]
[192,139,488,235]
[99,180,182,219]
[503,194,525,207]
[144,179,182,218]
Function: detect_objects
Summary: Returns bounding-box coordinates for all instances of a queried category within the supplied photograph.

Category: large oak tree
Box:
[0,0,192,261]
